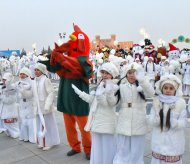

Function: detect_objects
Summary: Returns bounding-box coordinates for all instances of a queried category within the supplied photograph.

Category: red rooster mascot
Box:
[42,24,93,160]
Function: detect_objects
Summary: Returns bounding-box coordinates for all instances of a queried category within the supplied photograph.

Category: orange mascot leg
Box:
[75,115,91,154]
[63,113,81,152]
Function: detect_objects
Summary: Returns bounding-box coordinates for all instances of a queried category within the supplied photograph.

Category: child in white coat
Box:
[182,58,190,96]
[113,62,155,164]
[148,74,187,164]
[72,62,119,164]
[17,67,36,143]
[0,72,19,138]
[33,63,60,151]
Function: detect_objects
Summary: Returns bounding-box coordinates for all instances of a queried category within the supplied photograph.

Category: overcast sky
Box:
[0,0,190,53]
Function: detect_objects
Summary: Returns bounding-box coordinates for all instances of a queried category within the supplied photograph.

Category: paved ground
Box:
[1,80,190,164]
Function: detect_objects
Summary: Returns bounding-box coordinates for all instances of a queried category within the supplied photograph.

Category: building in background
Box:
[91,34,133,52]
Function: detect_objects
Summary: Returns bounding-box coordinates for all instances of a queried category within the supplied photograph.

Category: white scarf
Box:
[158,94,178,104]
[33,75,46,138]
[36,75,46,101]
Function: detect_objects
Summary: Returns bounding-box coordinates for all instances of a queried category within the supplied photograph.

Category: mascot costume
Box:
[41,24,93,160]
[143,39,158,63]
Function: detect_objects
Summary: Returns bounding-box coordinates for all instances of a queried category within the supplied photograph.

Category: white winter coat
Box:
[77,85,118,134]
[17,79,36,119]
[0,85,18,119]
[148,97,187,156]
[33,75,55,115]
[183,64,190,85]
[115,78,155,136]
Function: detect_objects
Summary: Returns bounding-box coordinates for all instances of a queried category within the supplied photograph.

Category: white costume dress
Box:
[144,61,157,88]
[182,64,190,95]
[75,80,118,164]
[34,75,60,148]
[148,96,187,164]
[17,78,37,143]
[113,78,155,164]
[0,84,19,138]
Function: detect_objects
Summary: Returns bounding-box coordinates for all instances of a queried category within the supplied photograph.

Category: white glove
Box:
[135,70,145,82]
[105,79,114,92]
[96,81,106,96]
[71,84,82,96]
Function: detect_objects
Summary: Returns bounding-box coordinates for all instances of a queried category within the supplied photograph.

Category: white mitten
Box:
[72,84,82,96]
[96,81,106,96]
[135,70,145,82]
[105,79,114,92]
[22,83,31,90]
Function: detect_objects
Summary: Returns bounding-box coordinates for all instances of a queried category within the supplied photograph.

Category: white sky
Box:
[0,0,190,53]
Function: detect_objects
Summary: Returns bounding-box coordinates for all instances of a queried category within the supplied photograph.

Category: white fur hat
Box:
[122,62,142,77]
[2,72,13,82]
[155,74,182,96]
[35,63,47,75]
[19,67,31,77]
[99,62,119,78]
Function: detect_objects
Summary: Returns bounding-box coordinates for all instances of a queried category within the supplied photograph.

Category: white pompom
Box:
[137,86,143,92]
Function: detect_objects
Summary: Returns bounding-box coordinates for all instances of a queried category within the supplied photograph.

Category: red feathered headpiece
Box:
[54,23,90,58]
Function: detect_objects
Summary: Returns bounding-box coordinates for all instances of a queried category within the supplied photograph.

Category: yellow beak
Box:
[69,34,77,41]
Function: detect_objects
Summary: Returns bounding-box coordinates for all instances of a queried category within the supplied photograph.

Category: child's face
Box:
[35,69,43,77]
[162,83,176,96]
[100,70,113,80]
[164,62,169,66]
[148,58,153,62]
[19,73,28,79]
[127,69,136,84]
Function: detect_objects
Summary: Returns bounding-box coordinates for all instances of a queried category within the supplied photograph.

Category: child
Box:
[17,67,36,143]
[33,63,60,150]
[72,62,119,163]
[159,59,170,77]
[182,58,190,96]
[0,72,19,138]
[148,74,187,164]
[144,56,158,88]
[113,62,155,164]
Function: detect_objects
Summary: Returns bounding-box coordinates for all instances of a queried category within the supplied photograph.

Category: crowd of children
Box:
[73,60,190,164]
[1,44,190,164]
[0,63,60,151]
